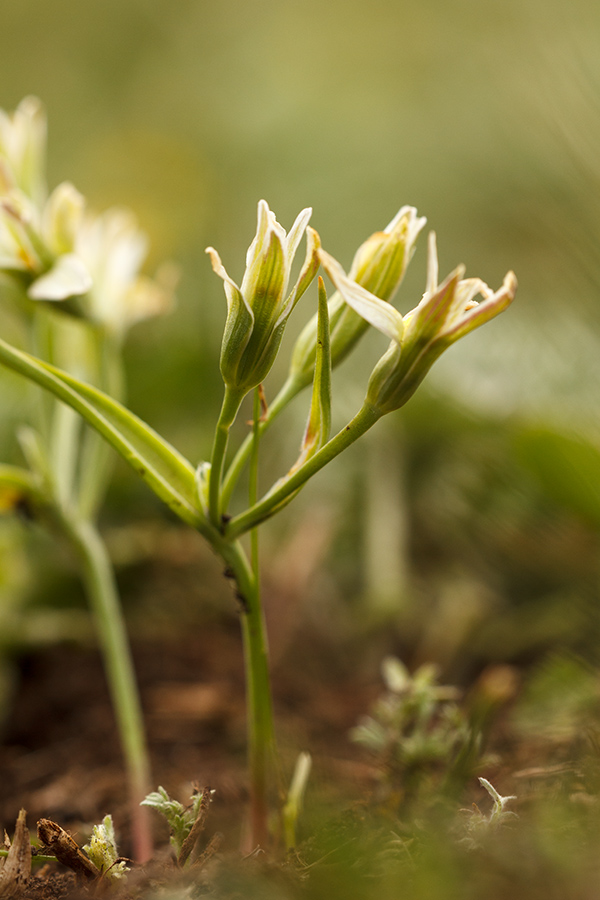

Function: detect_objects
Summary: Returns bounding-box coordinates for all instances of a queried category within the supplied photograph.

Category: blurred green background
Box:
[2,0,600,678]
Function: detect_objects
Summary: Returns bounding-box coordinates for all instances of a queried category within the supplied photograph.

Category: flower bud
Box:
[207,200,320,395]
[287,206,426,392]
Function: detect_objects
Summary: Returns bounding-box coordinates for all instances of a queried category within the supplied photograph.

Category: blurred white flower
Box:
[0,96,47,204]
[0,97,175,332]
[74,207,177,337]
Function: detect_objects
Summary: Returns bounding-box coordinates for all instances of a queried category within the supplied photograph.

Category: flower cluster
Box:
[0,97,173,337]
[208,202,516,411]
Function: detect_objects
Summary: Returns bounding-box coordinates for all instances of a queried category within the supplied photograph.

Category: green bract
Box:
[320,232,517,415]
[206,199,320,395]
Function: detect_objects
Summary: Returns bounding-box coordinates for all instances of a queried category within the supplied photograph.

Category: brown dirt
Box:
[0,621,380,898]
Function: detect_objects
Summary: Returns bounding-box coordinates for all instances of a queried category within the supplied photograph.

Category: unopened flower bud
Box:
[207,200,320,395]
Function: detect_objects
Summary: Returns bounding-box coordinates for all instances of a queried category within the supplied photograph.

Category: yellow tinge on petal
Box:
[322,226,517,415]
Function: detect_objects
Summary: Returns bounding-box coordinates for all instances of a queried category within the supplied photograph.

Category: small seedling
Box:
[351,657,481,803]
[282,752,312,850]
[459,777,517,849]
[142,785,213,864]
[83,814,129,882]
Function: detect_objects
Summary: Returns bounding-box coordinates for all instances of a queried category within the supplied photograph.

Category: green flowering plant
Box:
[219,205,426,506]
[0,97,517,852]
[459,777,518,849]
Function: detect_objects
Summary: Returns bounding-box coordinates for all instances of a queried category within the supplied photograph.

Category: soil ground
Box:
[0,621,381,897]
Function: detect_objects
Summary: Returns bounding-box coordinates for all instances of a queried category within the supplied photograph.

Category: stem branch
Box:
[209,386,245,526]
[226,402,381,539]
[221,375,299,510]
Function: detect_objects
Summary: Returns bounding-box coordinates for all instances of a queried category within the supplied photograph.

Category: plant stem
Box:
[226,402,382,539]
[62,516,153,863]
[241,578,276,849]
[209,385,245,525]
[221,375,299,510]
[218,539,276,849]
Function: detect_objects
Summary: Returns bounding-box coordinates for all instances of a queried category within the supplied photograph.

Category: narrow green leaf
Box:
[257,277,332,519]
[0,337,209,533]
[299,276,332,462]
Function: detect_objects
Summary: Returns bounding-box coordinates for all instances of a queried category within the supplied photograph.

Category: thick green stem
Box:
[226,402,382,539]
[241,582,276,849]
[62,516,153,863]
[209,385,245,525]
[218,539,277,848]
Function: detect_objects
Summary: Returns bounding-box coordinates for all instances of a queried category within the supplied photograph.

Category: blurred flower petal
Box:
[28,253,92,301]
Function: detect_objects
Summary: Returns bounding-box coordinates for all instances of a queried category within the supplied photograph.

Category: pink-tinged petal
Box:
[441,271,517,343]
[319,249,404,343]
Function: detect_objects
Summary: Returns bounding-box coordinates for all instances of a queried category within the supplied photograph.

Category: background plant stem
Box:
[62,516,153,863]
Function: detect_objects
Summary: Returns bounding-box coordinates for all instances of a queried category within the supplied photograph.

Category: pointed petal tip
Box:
[384,205,426,234]
[205,246,236,286]
[504,270,518,296]
[205,245,220,265]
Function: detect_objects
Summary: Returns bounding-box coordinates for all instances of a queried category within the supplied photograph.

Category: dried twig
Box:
[37,819,100,881]
[0,809,31,899]
[177,786,212,867]
[191,831,223,870]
